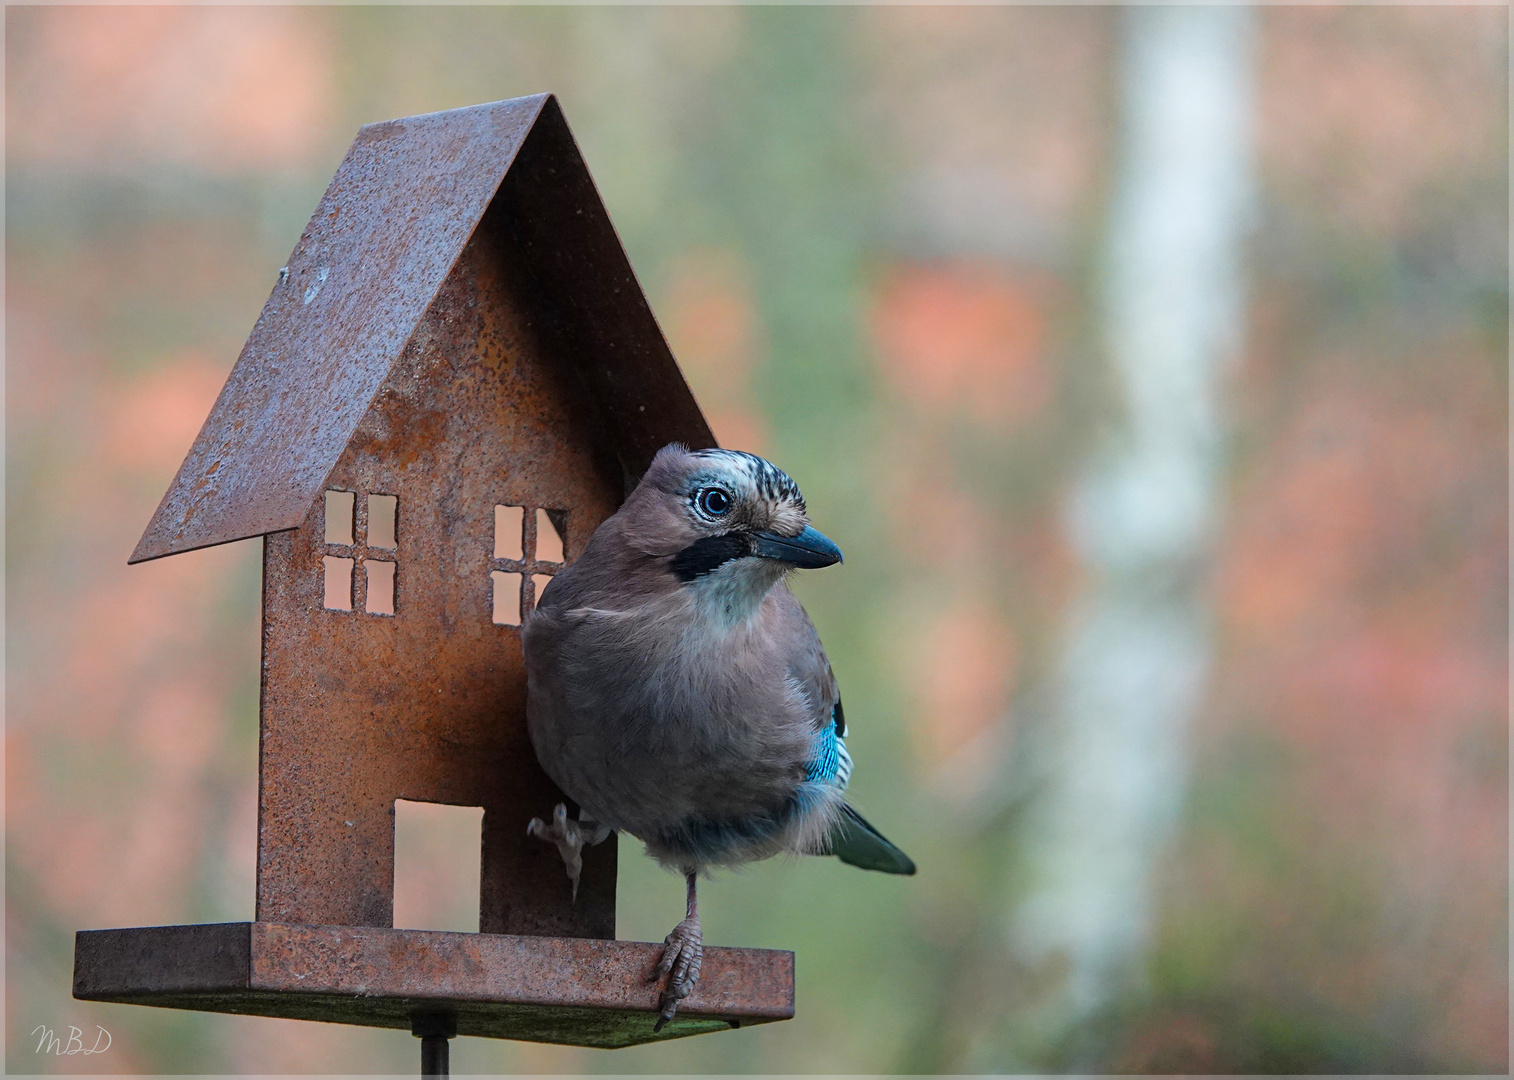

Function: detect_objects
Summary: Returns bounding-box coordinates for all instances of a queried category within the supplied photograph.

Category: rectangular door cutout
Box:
[494,505,524,560]
[491,570,522,626]
[324,490,355,545]
[366,560,395,615]
[393,800,483,933]
[368,494,398,549]
[322,556,353,610]
[536,509,566,563]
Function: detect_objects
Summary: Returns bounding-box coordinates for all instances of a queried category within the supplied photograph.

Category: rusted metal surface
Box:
[82,95,771,1052]
[255,192,632,935]
[495,100,718,493]
[131,94,713,565]
[74,923,794,1048]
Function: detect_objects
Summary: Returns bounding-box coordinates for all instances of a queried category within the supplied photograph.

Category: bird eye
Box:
[699,488,732,517]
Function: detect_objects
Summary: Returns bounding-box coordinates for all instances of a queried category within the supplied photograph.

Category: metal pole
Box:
[411,1013,456,1080]
[420,1035,448,1080]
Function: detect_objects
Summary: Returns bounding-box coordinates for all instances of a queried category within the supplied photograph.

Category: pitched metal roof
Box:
[131,94,713,564]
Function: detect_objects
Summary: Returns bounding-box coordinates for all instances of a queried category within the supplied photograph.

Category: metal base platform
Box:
[73,922,793,1048]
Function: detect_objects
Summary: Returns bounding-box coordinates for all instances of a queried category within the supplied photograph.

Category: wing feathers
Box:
[828,803,916,875]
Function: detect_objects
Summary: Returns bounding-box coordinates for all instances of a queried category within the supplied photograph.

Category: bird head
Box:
[626,445,843,587]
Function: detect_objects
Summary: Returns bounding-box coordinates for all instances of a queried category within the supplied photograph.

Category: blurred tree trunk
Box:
[1004,2,1257,1053]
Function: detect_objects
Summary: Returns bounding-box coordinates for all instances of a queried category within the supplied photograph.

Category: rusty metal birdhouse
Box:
[73,95,794,1055]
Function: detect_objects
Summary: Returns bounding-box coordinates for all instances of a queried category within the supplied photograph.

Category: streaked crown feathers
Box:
[653,446,810,538]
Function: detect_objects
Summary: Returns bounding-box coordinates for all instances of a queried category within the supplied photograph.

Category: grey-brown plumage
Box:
[523,444,913,1029]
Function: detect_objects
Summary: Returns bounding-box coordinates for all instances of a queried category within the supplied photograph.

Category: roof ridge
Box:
[130,95,711,565]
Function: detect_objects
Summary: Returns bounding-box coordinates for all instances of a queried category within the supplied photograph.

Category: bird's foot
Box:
[650,913,702,1032]
[526,803,609,903]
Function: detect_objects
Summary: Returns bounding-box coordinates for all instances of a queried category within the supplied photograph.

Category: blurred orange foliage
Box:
[913,602,1018,764]
[10,7,334,173]
[661,249,769,454]
[872,261,1054,431]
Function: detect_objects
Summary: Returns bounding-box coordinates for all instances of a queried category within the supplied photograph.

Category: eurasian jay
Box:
[523,445,914,1030]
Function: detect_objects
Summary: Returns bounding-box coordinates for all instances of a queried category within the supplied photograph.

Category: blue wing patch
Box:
[805,703,852,789]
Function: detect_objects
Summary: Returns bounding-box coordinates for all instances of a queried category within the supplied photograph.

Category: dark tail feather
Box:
[828,803,916,875]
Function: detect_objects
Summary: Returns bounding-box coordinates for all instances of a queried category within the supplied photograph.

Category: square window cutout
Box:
[393,800,482,933]
[323,556,353,610]
[494,505,524,561]
[491,570,522,626]
[536,509,565,563]
[325,490,354,545]
[366,560,395,615]
[368,494,397,549]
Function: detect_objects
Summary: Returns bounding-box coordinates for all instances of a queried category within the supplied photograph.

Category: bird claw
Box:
[650,914,702,1032]
[526,803,608,904]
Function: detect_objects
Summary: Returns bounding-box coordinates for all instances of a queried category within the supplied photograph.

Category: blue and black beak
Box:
[750,525,844,569]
